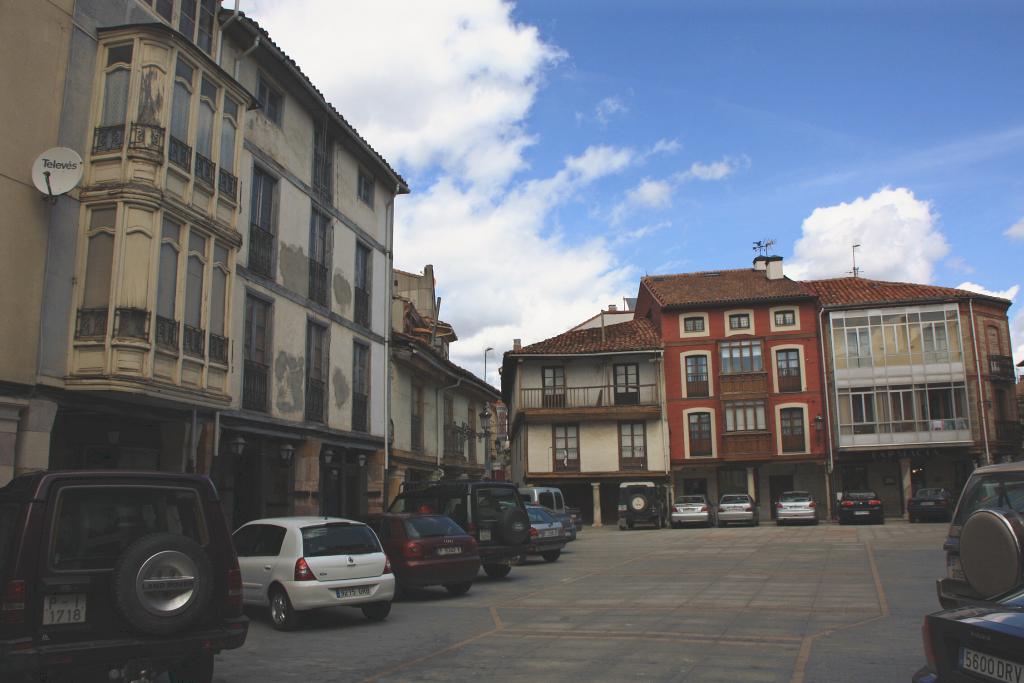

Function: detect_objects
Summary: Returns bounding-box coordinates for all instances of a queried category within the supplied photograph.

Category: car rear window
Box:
[50,486,206,571]
[301,523,380,557]
[915,488,944,499]
[0,502,20,577]
[721,495,749,503]
[679,496,705,504]
[845,491,878,500]
[954,473,1024,526]
[539,491,556,509]
[404,516,465,539]
[474,487,521,523]
[780,494,812,502]
[527,507,552,524]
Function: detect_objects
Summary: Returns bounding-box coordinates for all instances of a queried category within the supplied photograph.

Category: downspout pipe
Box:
[382,191,396,506]
[969,299,991,465]
[436,379,463,473]
[217,0,242,65]
[234,34,260,82]
[818,308,836,518]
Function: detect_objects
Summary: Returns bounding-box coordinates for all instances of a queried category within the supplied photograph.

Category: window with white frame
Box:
[774,310,796,327]
[553,425,579,470]
[729,313,751,330]
[687,413,713,456]
[720,340,763,374]
[683,316,705,333]
[724,400,766,432]
[156,218,181,350]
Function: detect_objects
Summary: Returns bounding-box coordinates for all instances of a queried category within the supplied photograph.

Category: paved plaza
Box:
[215,521,947,682]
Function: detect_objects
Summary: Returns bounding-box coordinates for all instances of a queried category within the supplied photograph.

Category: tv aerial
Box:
[753,239,776,256]
[31,147,83,204]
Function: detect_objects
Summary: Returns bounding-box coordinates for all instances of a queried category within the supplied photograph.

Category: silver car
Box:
[717,494,759,527]
[671,495,714,528]
[775,491,818,525]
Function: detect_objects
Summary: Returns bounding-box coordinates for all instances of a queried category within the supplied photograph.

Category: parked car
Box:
[670,495,714,528]
[0,471,247,683]
[389,480,531,579]
[908,488,953,524]
[617,481,668,530]
[775,491,819,526]
[365,513,479,596]
[939,461,1024,609]
[717,494,759,527]
[913,506,1024,682]
[232,517,394,630]
[519,486,579,540]
[518,505,568,563]
[837,490,885,525]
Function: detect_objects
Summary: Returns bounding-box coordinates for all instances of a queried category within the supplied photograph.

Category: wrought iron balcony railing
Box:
[989,355,1015,381]
[519,383,659,410]
[93,125,125,154]
[75,307,108,339]
[442,424,464,456]
[194,151,215,186]
[128,123,165,155]
[248,224,274,278]
[243,359,269,412]
[183,324,205,358]
[209,333,228,364]
[686,374,709,397]
[155,315,179,351]
[308,259,329,307]
[354,286,370,327]
[218,167,238,201]
[777,368,802,393]
[113,308,150,341]
[168,136,191,172]
[305,377,325,423]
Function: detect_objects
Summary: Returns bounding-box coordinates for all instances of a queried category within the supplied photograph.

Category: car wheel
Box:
[168,652,214,683]
[269,586,301,631]
[111,533,214,636]
[361,601,391,622]
[444,582,473,596]
[541,550,561,563]
[513,554,527,565]
[483,563,512,579]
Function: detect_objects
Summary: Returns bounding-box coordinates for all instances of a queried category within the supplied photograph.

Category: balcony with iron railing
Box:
[989,355,1016,382]
[194,151,215,186]
[75,308,108,339]
[519,383,660,411]
[218,167,237,201]
[305,377,325,423]
[354,286,370,327]
[308,259,329,307]
[155,316,179,351]
[183,324,205,358]
[168,136,192,172]
[352,392,368,432]
[113,308,150,341]
[248,224,275,278]
[209,334,228,364]
[685,374,709,398]
[243,360,269,412]
[443,424,465,458]
[777,368,802,393]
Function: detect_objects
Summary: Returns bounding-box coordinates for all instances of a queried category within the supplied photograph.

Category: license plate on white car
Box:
[436,546,463,556]
[961,646,1024,683]
[336,586,372,599]
[42,594,86,625]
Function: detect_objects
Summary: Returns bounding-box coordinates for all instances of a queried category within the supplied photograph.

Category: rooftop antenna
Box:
[752,239,776,256]
[850,243,861,278]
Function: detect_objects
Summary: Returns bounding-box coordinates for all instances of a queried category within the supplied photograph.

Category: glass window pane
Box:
[83,232,114,308]
[210,268,226,335]
[157,242,178,318]
[219,118,236,173]
[101,68,130,127]
[185,255,204,326]
[171,79,191,140]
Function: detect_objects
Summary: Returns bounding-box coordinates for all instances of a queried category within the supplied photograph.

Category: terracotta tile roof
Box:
[804,277,1011,307]
[225,11,409,193]
[513,319,661,355]
[642,269,812,308]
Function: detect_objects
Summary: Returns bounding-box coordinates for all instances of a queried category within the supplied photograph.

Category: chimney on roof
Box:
[513,338,521,352]
[765,255,784,280]
[608,304,617,312]
[753,256,768,271]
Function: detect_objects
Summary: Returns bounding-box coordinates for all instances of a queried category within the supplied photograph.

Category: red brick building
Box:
[634,256,830,520]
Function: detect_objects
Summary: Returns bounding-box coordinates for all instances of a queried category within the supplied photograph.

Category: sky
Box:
[246,0,1024,384]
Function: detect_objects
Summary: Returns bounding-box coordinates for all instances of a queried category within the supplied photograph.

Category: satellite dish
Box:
[31,147,83,198]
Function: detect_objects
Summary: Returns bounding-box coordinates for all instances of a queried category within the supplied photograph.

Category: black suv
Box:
[0,471,247,683]
[389,481,530,578]
[617,482,668,530]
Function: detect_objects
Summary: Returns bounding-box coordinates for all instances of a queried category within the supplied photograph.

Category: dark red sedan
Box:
[365,513,480,595]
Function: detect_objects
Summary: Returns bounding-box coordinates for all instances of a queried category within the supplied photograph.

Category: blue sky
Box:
[249,0,1024,380]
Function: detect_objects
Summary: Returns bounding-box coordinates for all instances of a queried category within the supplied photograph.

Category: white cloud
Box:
[613,221,672,246]
[595,96,628,125]
[955,282,1019,301]
[627,179,674,209]
[610,154,746,225]
[787,187,950,282]
[1004,217,1024,240]
[650,138,682,155]
[673,155,750,182]
[247,0,565,189]
[946,256,974,275]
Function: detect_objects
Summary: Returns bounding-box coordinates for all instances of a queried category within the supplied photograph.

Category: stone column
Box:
[899,458,912,519]
[591,482,602,527]
[0,399,27,486]
[746,467,757,500]
[14,398,57,476]
[292,438,323,516]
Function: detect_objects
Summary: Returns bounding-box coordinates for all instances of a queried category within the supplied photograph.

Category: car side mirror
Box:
[959,508,1024,599]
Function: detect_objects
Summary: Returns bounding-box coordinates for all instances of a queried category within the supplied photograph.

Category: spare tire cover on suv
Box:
[495,506,530,546]
[959,508,1024,599]
[111,533,214,636]
[630,494,650,513]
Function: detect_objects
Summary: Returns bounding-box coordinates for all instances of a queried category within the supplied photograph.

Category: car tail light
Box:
[775,502,784,509]
[809,501,816,509]
[869,499,882,506]
[294,557,315,581]
[743,506,752,512]
[1,580,26,624]
[383,558,392,574]
[403,541,424,559]
[922,617,937,670]
[529,527,538,538]
[226,559,243,614]
[841,500,855,508]
[700,505,708,513]
[467,521,478,535]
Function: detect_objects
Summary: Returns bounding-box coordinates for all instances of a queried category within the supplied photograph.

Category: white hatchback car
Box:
[232,516,395,630]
